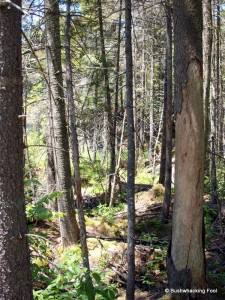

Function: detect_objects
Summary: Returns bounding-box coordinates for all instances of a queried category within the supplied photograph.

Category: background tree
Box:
[0,1,33,298]
[65,1,94,298]
[162,0,173,223]
[45,0,79,246]
[125,0,135,299]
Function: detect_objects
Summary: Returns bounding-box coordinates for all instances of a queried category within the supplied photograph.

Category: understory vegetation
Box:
[25,157,225,299]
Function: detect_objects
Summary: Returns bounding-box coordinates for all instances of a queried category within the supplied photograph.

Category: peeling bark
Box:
[169,0,207,295]
[170,60,206,293]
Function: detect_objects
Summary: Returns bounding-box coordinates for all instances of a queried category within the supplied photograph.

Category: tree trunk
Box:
[109,0,122,206]
[216,0,223,157]
[203,0,212,162]
[125,1,136,299]
[46,99,58,211]
[45,0,79,247]
[159,61,167,186]
[210,136,218,204]
[168,0,207,297]
[0,3,33,298]
[65,2,94,298]
[149,47,155,168]
[162,0,173,223]
[97,0,115,199]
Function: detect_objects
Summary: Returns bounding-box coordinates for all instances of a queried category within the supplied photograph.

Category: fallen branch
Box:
[86,234,168,246]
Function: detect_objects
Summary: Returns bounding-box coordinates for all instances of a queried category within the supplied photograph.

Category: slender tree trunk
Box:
[159,61,167,185]
[46,98,58,211]
[125,1,136,299]
[109,0,122,206]
[216,0,223,156]
[148,48,154,168]
[210,136,218,204]
[97,0,115,199]
[0,3,33,298]
[45,0,79,247]
[138,19,146,168]
[168,0,207,296]
[203,0,212,161]
[65,2,94,298]
[110,112,126,206]
[152,108,163,174]
[162,0,173,223]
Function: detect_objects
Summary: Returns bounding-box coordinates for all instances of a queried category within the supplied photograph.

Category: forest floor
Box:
[83,186,225,300]
[32,184,225,299]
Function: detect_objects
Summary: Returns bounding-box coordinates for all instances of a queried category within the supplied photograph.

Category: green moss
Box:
[152,183,165,198]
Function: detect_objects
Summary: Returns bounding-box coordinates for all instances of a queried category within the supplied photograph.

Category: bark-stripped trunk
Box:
[168,0,207,296]
[45,0,79,247]
[125,1,136,299]
[65,2,94,299]
[0,2,33,298]
[162,0,173,223]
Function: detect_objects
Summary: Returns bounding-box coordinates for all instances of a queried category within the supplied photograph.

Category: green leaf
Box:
[92,272,101,283]
[24,178,42,187]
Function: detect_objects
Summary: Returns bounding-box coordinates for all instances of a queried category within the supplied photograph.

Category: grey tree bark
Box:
[0,2,33,298]
[125,0,136,299]
[168,0,207,297]
[45,0,79,247]
[203,0,212,159]
[162,0,173,223]
[97,0,115,199]
[65,2,94,299]
[159,65,167,186]
[109,0,122,206]
[46,102,57,211]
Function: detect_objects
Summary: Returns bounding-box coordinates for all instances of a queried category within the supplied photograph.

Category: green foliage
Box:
[136,217,163,236]
[24,178,42,201]
[140,247,166,288]
[26,191,64,222]
[135,168,155,185]
[204,168,225,200]
[208,271,225,295]
[204,205,217,235]
[140,232,168,248]
[137,231,168,288]
[80,155,106,194]
[92,203,125,226]
[204,204,217,248]
[217,180,225,199]
[24,178,42,187]
[29,235,54,286]
[33,247,117,300]
[140,233,158,244]
[204,176,211,195]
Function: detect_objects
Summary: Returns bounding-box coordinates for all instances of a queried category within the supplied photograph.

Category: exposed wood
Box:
[169,0,208,295]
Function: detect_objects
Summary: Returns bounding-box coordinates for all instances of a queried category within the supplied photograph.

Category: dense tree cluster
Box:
[0,0,225,299]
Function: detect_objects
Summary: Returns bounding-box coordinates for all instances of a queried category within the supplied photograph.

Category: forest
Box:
[0,0,225,299]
